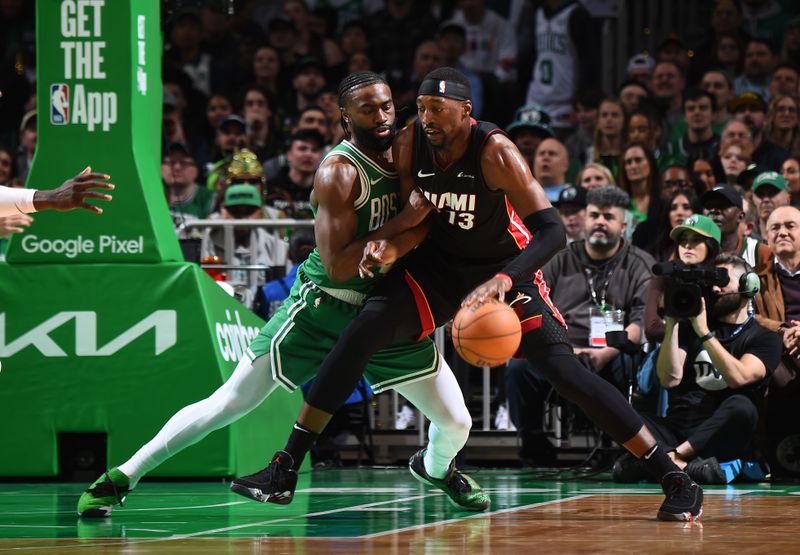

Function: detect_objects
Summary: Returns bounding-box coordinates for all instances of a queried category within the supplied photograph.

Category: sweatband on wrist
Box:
[499,207,565,284]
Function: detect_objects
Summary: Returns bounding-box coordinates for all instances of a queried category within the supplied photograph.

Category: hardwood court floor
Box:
[0,469,798,553]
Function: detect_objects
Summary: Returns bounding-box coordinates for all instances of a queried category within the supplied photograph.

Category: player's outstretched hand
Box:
[461,274,512,307]
[359,239,398,279]
[33,166,114,214]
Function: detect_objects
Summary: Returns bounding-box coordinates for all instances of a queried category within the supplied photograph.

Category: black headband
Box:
[418,78,471,101]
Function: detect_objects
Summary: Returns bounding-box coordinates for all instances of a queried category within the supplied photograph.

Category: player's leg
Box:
[77,354,278,517]
[511,279,702,521]
[228,288,421,504]
[230,259,461,507]
[279,267,437,472]
[525,341,702,520]
[394,356,490,511]
[613,415,682,483]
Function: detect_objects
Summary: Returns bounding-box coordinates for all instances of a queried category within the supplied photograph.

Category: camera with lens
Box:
[653,261,730,318]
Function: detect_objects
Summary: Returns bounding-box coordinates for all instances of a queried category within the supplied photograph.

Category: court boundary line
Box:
[0,492,591,552]
[0,493,441,552]
[167,493,440,539]
[357,494,591,539]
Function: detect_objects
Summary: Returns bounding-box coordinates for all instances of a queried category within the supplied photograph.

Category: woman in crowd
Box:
[719,138,753,186]
[643,188,704,264]
[766,94,800,159]
[781,157,800,206]
[589,98,626,178]
[644,213,721,343]
[627,106,665,164]
[240,85,281,161]
[206,93,234,132]
[252,45,284,101]
[661,161,692,200]
[688,154,716,193]
[619,142,660,230]
[576,162,616,189]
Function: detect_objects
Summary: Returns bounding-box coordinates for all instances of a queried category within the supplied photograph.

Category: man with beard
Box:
[78,72,489,517]
[635,255,779,484]
[506,186,655,465]
[246,67,704,522]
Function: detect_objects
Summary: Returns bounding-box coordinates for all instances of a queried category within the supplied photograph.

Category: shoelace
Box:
[88,473,125,507]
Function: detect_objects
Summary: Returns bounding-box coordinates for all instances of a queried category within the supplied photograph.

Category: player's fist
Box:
[359,240,398,278]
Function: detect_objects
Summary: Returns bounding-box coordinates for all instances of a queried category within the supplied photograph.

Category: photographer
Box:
[644,215,722,343]
[621,255,781,484]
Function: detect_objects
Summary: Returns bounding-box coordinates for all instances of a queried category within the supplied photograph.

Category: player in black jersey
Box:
[249,68,703,522]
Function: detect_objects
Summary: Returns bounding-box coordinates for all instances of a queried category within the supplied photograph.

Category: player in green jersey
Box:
[78,72,489,518]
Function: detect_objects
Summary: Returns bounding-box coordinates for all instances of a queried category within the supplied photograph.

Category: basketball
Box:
[452,300,522,367]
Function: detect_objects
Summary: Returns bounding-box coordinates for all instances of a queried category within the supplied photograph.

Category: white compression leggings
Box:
[118,354,471,488]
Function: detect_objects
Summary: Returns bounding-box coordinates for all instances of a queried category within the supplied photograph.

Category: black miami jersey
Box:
[411,118,531,263]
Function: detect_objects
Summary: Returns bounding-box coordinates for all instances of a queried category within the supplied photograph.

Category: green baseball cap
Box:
[506,104,555,138]
[224,184,262,208]
[752,171,789,194]
[669,214,721,245]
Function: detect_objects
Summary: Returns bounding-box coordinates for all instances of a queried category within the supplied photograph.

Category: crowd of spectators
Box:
[2,0,800,479]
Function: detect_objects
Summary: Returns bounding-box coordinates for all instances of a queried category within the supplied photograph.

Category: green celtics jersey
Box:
[301,140,399,293]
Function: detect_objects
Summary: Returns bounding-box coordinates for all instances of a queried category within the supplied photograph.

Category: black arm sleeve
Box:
[499,207,566,284]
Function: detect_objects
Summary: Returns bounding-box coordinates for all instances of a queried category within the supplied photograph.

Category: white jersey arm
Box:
[0,186,37,217]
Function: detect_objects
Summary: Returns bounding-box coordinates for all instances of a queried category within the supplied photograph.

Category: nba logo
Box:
[50,84,69,125]
[439,80,447,94]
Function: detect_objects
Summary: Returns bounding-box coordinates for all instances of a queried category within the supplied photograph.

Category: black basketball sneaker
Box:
[657,471,703,521]
[230,451,298,505]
